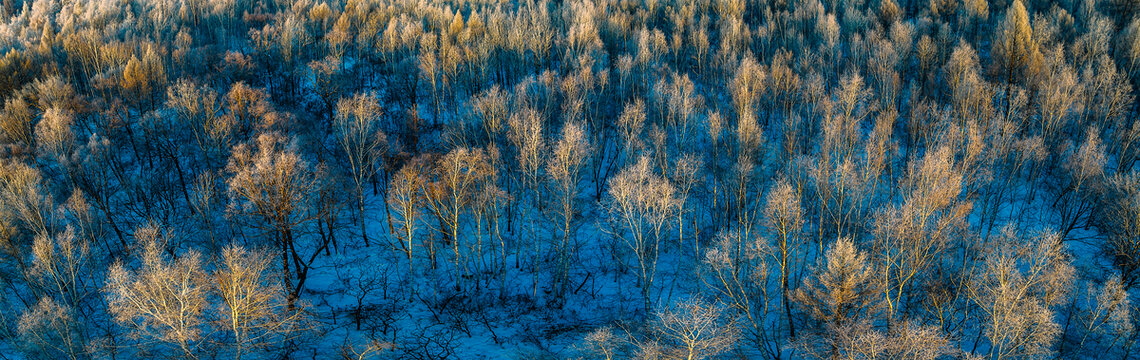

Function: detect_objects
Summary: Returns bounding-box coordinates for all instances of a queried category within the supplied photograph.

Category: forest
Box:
[0,0,1139,358]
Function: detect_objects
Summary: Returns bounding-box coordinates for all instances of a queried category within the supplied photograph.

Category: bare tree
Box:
[311,56,344,131]
[968,227,1074,360]
[0,97,35,149]
[729,56,765,161]
[388,159,426,264]
[659,72,703,146]
[606,155,680,313]
[814,319,952,360]
[808,72,881,248]
[945,41,979,90]
[471,85,509,144]
[547,121,590,300]
[1055,128,1105,240]
[17,297,87,360]
[507,106,545,292]
[580,326,624,360]
[763,178,804,338]
[671,153,702,257]
[0,160,55,239]
[1124,18,1140,78]
[651,298,740,360]
[105,225,208,359]
[1067,275,1134,357]
[189,171,221,250]
[167,78,228,166]
[702,228,775,355]
[421,147,491,276]
[871,146,970,318]
[34,106,75,162]
[334,92,388,247]
[1082,56,1135,168]
[1033,46,1081,145]
[29,226,88,311]
[226,133,320,306]
[225,82,276,139]
[214,245,305,359]
[418,34,446,123]
[617,100,647,166]
[1095,171,1140,288]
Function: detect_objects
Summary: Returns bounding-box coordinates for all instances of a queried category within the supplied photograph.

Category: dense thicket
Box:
[0,0,1139,358]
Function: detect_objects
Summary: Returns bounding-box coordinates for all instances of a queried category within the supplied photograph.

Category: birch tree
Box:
[334,92,388,247]
[606,156,680,313]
